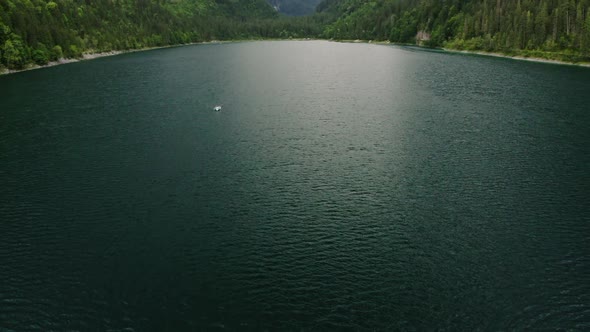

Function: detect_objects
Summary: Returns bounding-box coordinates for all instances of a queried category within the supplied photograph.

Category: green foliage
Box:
[51,45,63,61]
[2,0,588,69]
[68,45,82,58]
[3,36,26,69]
[583,14,590,51]
[3,40,18,69]
[32,43,49,65]
[267,0,322,16]
[46,1,58,11]
[0,0,326,69]
[319,0,590,61]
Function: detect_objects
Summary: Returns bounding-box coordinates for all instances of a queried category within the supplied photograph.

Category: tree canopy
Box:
[319,0,590,62]
[0,0,325,69]
[1,0,590,70]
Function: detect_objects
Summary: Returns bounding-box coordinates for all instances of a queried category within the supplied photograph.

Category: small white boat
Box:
[214,105,222,111]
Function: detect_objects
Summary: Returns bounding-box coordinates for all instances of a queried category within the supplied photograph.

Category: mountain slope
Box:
[3,0,590,70]
[0,0,280,69]
[267,0,322,16]
[319,0,590,61]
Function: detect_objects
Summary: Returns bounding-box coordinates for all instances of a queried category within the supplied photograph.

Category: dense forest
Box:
[0,0,326,70]
[2,0,590,70]
[268,0,322,16]
[319,0,590,62]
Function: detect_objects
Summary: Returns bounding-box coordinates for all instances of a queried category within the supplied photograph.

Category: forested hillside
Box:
[319,0,590,61]
[2,0,590,70]
[267,0,322,16]
[0,0,324,70]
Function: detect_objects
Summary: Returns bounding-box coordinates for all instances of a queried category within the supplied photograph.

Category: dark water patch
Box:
[1,41,589,330]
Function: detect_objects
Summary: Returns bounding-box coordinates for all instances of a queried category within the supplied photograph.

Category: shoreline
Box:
[442,48,590,68]
[2,39,589,76]
[0,39,326,76]
[329,39,590,68]
[0,50,123,76]
[0,41,233,76]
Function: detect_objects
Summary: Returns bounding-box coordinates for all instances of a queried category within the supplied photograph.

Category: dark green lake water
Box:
[1,41,589,331]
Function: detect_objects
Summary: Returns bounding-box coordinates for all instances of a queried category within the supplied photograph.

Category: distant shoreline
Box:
[2,39,589,76]
[0,50,127,76]
[0,41,234,76]
[442,48,590,68]
[0,40,324,76]
[330,39,590,68]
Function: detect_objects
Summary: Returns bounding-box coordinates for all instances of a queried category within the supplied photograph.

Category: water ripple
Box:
[1,41,589,330]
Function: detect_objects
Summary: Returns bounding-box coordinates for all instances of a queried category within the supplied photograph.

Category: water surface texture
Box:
[1,41,589,330]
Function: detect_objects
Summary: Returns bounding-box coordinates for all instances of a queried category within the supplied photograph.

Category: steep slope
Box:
[267,0,322,16]
[319,0,590,61]
[0,0,280,69]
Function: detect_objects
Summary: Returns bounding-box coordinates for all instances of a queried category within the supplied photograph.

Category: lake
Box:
[1,41,589,330]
